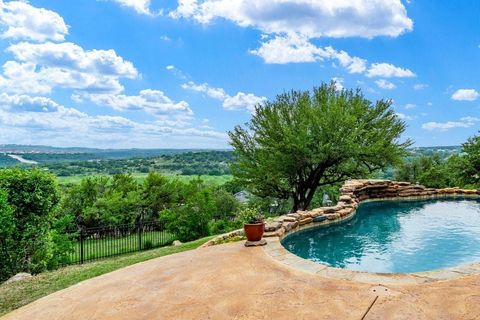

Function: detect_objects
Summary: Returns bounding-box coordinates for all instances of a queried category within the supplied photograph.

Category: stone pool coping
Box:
[203,179,480,284]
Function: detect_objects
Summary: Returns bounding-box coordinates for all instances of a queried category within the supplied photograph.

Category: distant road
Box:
[7,154,38,165]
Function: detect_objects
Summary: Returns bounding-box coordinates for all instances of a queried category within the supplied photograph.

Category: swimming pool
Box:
[282,198,480,273]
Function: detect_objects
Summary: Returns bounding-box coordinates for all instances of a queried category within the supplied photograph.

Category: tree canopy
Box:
[229,83,410,211]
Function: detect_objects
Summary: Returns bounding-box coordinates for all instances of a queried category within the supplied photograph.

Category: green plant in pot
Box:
[237,207,265,241]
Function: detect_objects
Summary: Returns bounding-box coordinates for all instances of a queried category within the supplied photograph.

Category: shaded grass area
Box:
[0,236,213,317]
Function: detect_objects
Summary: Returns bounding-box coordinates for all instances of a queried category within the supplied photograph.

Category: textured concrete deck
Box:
[3,242,480,320]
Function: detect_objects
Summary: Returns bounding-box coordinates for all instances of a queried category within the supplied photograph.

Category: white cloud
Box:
[366,63,415,78]
[250,34,413,79]
[249,34,328,64]
[0,42,138,94]
[182,81,266,112]
[422,116,480,131]
[375,79,396,90]
[0,93,227,148]
[413,83,427,90]
[0,92,69,113]
[0,0,68,42]
[106,0,161,16]
[451,89,479,101]
[76,89,193,116]
[223,92,266,112]
[250,34,367,73]
[170,0,413,39]
[7,42,137,78]
[396,112,415,121]
[332,77,344,91]
[404,103,416,109]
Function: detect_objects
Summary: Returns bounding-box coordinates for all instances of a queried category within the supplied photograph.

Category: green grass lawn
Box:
[57,173,232,185]
[69,230,175,263]
[0,236,213,317]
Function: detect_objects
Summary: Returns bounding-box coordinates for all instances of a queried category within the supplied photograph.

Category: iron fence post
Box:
[137,218,142,251]
[80,228,84,264]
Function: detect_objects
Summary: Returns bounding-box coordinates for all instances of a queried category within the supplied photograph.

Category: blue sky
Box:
[0,0,478,148]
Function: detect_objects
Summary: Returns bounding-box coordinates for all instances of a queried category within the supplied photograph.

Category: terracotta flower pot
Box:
[243,223,265,241]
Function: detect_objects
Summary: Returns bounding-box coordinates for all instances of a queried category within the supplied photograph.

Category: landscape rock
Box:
[5,273,32,284]
[265,221,282,232]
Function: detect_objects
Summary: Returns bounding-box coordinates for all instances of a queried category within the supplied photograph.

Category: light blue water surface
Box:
[282,198,480,273]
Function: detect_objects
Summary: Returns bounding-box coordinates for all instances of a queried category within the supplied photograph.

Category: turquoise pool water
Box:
[282,198,480,273]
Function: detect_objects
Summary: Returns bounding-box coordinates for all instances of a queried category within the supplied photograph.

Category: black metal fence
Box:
[67,220,175,264]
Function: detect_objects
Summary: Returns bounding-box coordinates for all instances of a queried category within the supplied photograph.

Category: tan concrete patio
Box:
[3,242,480,320]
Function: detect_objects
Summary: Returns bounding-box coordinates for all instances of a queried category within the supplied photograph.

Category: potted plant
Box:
[237,207,265,241]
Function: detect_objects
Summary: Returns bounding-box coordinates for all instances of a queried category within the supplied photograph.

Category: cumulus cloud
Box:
[182,81,266,112]
[249,34,328,64]
[375,79,396,90]
[422,116,480,131]
[0,42,138,94]
[451,89,479,101]
[169,1,415,80]
[0,0,68,42]
[366,63,415,78]
[170,0,413,39]
[0,93,227,148]
[105,0,161,16]
[76,89,193,116]
[0,92,71,113]
[249,34,368,73]
[250,34,414,78]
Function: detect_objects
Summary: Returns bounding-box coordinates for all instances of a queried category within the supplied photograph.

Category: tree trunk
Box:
[292,177,322,212]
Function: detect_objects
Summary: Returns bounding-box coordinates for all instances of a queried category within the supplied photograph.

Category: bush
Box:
[0,189,15,281]
[208,219,241,235]
[0,168,72,281]
[160,205,211,242]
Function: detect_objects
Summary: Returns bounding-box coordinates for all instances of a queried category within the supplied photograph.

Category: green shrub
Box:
[0,168,72,281]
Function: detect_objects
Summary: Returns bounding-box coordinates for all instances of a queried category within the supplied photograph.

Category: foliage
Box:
[159,178,216,242]
[59,172,243,244]
[393,133,480,189]
[0,168,71,281]
[229,82,410,211]
[236,206,264,224]
[0,189,15,282]
[461,134,480,186]
[16,151,234,177]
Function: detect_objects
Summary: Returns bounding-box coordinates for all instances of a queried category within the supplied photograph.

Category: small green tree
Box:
[462,133,480,187]
[229,83,410,212]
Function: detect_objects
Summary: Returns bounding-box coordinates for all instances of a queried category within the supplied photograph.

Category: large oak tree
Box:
[229,83,411,212]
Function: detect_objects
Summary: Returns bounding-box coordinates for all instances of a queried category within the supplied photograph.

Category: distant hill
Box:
[0,144,463,177]
[0,145,234,176]
[0,144,231,165]
[407,146,462,160]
